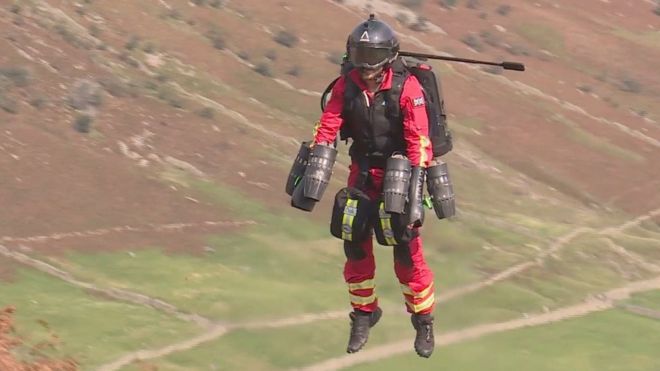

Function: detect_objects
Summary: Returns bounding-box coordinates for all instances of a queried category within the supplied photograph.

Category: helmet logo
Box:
[360,31,370,42]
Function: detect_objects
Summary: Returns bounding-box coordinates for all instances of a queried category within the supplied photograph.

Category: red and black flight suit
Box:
[314,66,436,315]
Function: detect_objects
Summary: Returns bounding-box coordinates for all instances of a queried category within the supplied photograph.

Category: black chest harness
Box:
[340,60,410,169]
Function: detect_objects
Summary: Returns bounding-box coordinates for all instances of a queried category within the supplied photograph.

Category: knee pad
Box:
[330,187,374,242]
[344,240,367,261]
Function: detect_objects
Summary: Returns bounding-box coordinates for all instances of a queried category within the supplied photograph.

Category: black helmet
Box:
[347,14,399,69]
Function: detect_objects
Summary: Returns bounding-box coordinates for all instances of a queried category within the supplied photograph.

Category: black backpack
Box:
[321,56,453,158]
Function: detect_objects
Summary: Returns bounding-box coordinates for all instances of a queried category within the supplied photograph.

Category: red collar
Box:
[348,67,394,92]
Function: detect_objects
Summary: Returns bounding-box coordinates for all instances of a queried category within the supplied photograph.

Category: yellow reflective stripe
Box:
[379,203,397,245]
[341,199,358,241]
[400,282,434,298]
[348,279,375,291]
[419,135,430,166]
[350,293,377,305]
[312,121,321,137]
[405,293,435,313]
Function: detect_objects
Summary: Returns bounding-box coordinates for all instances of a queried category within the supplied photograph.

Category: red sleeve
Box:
[400,75,432,167]
[314,75,346,144]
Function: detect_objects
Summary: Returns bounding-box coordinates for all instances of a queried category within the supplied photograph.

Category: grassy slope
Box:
[38,146,657,369]
[349,309,660,371]
[1,0,659,369]
[0,269,199,369]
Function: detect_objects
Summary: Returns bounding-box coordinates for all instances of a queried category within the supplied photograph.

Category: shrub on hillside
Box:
[576,84,592,93]
[197,106,215,119]
[29,96,47,109]
[157,85,185,108]
[99,76,131,98]
[617,77,642,94]
[0,67,31,87]
[409,16,430,32]
[89,24,102,38]
[237,51,250,61]
[73,113,93,133]
[286,65,302,77]
[209,0,226,8]
[273,30,299,48]
[466,0,480,9]
[67,79,103,111]
[142,41,156,54]
[479,30,500,47]
[438,0,458,9]
[68,79,103,110]
[206,28,226,50]
[254,62,273,77]
[395,12,410,25]
[400,0,424,9]
[265,49,278,61]
[496,4,512,16]
[0,94,18,114]
[125,35,140,50]
[482,65,502,75]
[167,9,183,21]
[506,44,530,56]
[461,34,484,51]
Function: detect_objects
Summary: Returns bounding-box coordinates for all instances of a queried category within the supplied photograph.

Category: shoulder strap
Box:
[387,57,409,120]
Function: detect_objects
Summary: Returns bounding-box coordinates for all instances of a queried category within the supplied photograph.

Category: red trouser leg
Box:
[342,163,382,312]
[344,238,378,312]
[394,234,435,314]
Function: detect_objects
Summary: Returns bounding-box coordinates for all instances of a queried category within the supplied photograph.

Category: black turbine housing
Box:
[426,160,455,219]
[285,141,312,196]
[302,144,338,201]
[383,155,411,214]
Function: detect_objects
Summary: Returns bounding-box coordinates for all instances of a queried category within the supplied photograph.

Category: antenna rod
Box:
[399,51,525,71]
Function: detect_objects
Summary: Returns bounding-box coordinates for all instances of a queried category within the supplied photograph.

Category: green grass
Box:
[0,269,199,370]
[514,236,629,308]
[551,114,646,163]
[61,239,345,322]
[515,23,565,56]
[627,290,660,312]
[350,309,660,371]
[127,280,556,370]
[612,29,660,49]
[606,233,660,263]
[138,317,411,370]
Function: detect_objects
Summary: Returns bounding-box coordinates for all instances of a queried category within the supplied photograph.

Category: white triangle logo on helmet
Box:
[360,31,370,42]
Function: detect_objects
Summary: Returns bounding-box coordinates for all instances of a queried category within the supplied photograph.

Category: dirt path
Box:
[96,310,349,371]
[0,244,213,328]
[94,207,660,369]
[0,220,257,245]
[439,207,660,302]
[297,275,660,371]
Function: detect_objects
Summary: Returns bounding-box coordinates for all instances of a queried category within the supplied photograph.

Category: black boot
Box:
[346,307,382,353]
[411,313,434,358]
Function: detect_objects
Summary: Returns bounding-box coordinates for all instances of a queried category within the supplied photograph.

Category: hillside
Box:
[0,0,659,370]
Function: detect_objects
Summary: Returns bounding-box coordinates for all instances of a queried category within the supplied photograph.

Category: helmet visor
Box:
[349,46,392,69]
